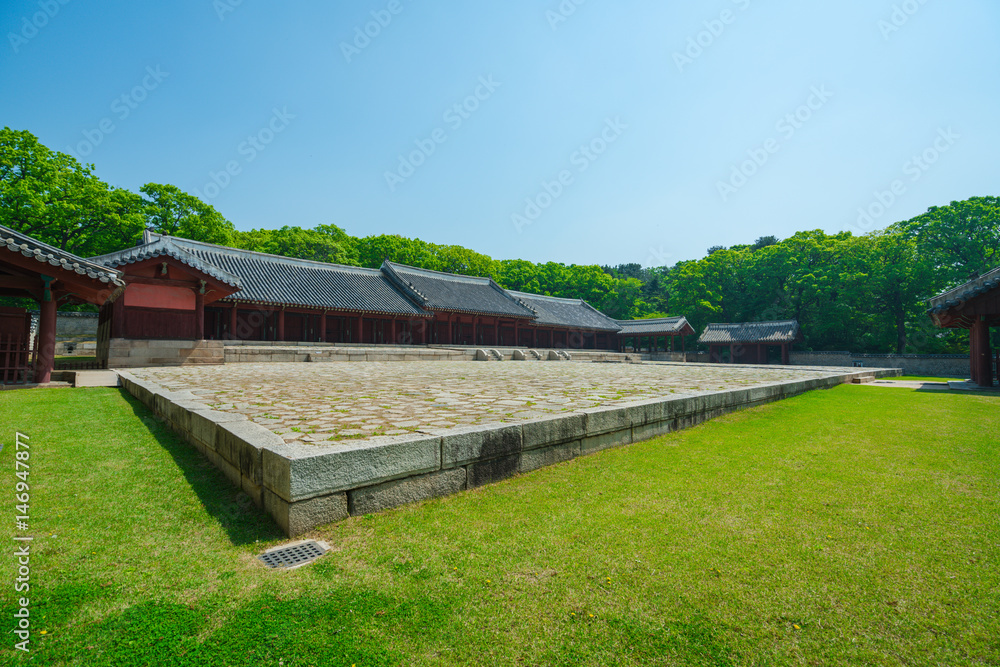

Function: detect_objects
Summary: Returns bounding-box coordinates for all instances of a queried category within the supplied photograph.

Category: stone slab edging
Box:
[117,366,900,536]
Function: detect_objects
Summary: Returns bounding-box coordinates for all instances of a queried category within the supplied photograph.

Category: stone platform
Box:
[119,361,900,536]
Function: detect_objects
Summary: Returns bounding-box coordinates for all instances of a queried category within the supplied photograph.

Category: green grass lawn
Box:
[1,384,998,666]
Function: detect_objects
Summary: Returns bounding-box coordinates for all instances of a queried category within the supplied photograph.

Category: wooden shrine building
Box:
[91,233,431,346]
[89,232,632,351]
[1,224,123,384]
[698,320,801,365]
[615,316,694,353]
[928,266,1000,387]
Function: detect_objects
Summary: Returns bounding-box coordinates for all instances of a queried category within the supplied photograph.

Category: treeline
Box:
[2,127,998,353]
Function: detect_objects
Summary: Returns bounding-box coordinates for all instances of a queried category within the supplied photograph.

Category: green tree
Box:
[140,183,236,246]
[355,234,439,269]
[0,127,145,256]
[893,196,1000,285]
[234,225,358,265]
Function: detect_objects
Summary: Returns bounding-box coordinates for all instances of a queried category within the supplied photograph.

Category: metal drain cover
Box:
[258,540,329,569]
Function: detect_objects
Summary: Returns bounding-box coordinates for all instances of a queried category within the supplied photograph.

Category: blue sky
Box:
[2,0,997,266]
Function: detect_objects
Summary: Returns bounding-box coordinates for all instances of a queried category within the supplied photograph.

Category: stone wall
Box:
[789,351,968,378]
[106,339,224,367]
[646,349,968,378]
[29,310,100,356]
[119,365,900,537]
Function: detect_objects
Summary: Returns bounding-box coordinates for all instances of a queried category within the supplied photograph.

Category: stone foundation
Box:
[118,365,900,537]
[105,338,224,368]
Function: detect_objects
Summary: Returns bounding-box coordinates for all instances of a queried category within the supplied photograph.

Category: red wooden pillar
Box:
[781,343,790,365]
[513,320,519,347]
[195,291,205,340]
[495,319,500,346]
[971,318,992,387]
[318,311,327,343]
[276,309,285,341]
[112,296,125,338]
[473,316,479,345]
[532,327,537,348]
[354,316,363,344]
[729,344,735,364]
[229,303,238,340]
[34,293,56,384]
[390,318,397,346]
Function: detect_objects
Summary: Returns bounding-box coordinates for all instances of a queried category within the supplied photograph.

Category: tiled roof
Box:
[927,266,1000,313]
[615,316,693,336]
[90,234,242,287]
[121,234,430,316]
[509,291,621,332]
[382,261,536,319]
[698,320,800,344]
[1,224,124,286]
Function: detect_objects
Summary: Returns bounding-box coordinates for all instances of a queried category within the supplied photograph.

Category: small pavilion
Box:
[698,320,800,365]
[0,225,123,384]
[615,316,694,353]
[928,266,1000,387]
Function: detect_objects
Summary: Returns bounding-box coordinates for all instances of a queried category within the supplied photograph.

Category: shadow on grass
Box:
[4,587,738,667]
[914,385,1000,397]
[118,389,285,547]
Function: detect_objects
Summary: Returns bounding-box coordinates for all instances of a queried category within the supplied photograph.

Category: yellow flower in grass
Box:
[793,624,800,630]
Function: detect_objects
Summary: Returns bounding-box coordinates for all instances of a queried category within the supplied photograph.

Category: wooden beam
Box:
[0,276,41,290]
[125,275,201,289]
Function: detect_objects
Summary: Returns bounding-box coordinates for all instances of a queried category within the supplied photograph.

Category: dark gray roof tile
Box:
[615,316,693,336]
[927,265,1000,313]
[1,224,124,286]
[509,290,621,331]
[698,320,800,344]
[113,234,430,316]
[90,235,242,287]
[383,261,535,319]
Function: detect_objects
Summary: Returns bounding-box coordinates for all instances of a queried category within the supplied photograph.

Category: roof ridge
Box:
[1,224,125,284]
[153,233,382,273]
[384,260,493,283]
[928,265,1000,306]
[508,289,585,304]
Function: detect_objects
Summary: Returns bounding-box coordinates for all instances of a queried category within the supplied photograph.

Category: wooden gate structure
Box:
[928,267,1000,387]
[1,225,123,385]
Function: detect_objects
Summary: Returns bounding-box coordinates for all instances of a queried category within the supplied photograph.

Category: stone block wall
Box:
[29,310,100,356]
[106,339,224,368]
[789,351,968,378]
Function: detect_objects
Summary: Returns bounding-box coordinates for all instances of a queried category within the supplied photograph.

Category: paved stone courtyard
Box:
[130,361,851,446]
